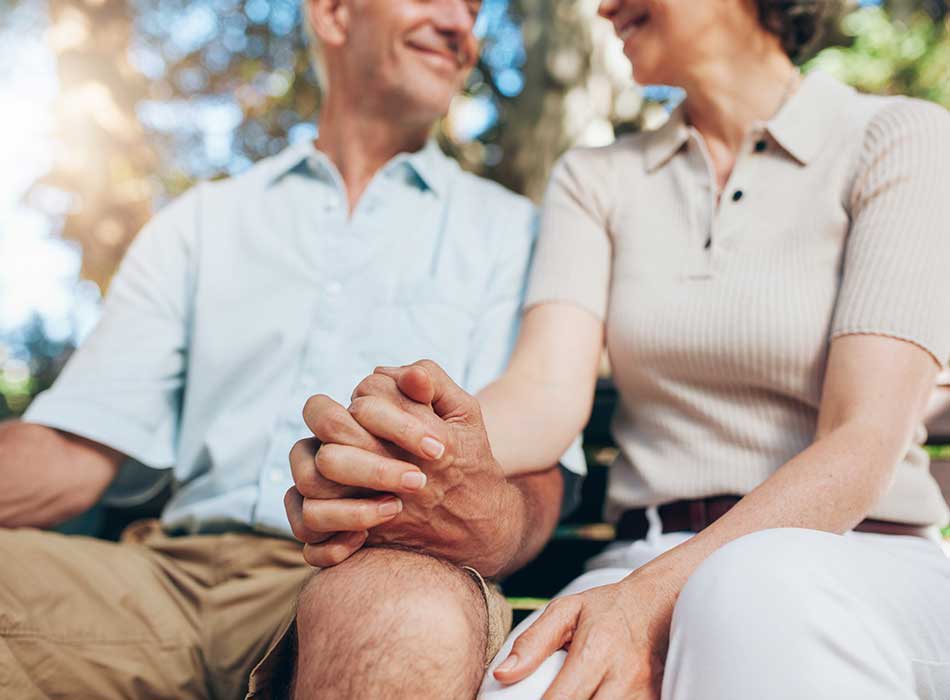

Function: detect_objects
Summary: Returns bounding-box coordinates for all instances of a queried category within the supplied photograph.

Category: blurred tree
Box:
[38,0,156,291]
[807,3,950,106]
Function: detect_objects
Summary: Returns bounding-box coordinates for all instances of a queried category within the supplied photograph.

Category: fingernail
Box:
[496,655,518,673]
[376,366,399,372]
[378,499,403,517]
[420,437,445,459]
[401,471,427,490]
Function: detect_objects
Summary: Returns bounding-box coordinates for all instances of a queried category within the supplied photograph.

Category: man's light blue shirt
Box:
[25,140,585,537]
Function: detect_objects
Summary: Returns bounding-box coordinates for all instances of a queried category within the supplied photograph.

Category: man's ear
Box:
[307,0,351,49]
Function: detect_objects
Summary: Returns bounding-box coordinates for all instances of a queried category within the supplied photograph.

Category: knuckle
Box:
[302,502,332,533]
[358,502,379,528]
[320,542,352,567]
[348,395,372,422]
[288,438,309,468]
[314,443,340,476]
[302,393,331,421]
[396,417,418,442]
[373,460,391,489]
[416,359,438,373]
[466,396,483,419]
[288,517,307,542]
[304,544,334,568]
[318,408,349,440]
[358,374,396,397]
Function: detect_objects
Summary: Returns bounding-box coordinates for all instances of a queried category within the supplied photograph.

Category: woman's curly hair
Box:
[755,0,831,62]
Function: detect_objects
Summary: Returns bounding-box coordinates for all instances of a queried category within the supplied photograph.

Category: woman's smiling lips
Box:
[617,9,651,43]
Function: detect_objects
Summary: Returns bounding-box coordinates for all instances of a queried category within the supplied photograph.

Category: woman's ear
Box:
[307,0,351,49]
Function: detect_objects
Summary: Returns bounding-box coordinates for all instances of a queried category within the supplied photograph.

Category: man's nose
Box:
[431,0,477,36]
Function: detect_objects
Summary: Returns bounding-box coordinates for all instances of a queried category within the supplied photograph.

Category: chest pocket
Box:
[359,277,478,382]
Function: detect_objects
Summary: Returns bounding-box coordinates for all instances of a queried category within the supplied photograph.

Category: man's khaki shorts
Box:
[0,520,511,700]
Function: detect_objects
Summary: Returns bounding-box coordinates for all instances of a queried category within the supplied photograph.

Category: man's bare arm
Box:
[0,421,123,528]
[500,465,564,577]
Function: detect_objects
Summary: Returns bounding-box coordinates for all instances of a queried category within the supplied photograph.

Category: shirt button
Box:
[731,190,744,202]
[324,196,340,211]
[754,139,768,153]
[327,280,342,295]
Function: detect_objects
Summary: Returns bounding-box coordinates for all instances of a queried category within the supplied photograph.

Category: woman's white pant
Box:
[479,528,950,700]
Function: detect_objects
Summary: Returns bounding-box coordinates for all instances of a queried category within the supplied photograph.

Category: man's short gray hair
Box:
[300,0,328,87]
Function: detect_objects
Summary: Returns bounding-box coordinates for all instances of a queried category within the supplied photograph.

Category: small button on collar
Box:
[754,139,768,153]
[731,190,744,202]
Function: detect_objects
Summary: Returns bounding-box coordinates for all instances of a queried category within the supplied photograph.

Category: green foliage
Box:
[0,318,72,419]
[807,6,950,106]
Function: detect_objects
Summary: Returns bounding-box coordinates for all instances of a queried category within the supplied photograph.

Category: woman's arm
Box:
[476,301,604,476]
[638,332,939,588]
[496,333,941,691]
[924,371,950,427]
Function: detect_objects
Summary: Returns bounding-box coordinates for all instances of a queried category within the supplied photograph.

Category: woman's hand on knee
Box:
[493,576,676,700]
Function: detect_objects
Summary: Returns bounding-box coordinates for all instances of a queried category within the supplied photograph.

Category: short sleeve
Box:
[525,149,613,321]
[831,100,950,367]
[23,188,199,473]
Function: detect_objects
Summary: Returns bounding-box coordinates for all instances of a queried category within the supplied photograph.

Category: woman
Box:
[476,0,950,693]
[302,0,950,697]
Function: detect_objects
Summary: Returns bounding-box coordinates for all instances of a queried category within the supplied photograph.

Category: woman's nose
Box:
[598,0,622,20]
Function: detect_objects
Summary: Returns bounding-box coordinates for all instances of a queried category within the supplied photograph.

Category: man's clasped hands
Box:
[284,360,522,577]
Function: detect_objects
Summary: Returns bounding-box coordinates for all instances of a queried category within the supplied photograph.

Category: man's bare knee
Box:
[293,547,488,700]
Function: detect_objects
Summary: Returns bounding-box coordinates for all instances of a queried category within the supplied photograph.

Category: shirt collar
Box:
[265,137,453,196]
[644,69,851,172]
[765,70,851,165]
[644,103,690,173]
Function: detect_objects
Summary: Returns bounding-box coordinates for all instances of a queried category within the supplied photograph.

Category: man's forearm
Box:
[0,421,122,528]
[496,465,563,578]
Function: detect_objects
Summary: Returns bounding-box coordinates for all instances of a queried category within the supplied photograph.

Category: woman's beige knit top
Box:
[526,71,950,526]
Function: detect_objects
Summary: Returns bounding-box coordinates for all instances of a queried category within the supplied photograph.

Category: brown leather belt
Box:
[616,495,932,540]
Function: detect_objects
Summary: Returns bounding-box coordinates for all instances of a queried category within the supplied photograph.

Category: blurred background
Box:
[1,0,948,419]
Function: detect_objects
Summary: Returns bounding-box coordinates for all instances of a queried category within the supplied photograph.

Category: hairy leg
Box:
[293,546,489,700]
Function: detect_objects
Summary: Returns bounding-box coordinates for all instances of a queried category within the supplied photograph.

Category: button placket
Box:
[680,132,717,279]
[714,131,763,258]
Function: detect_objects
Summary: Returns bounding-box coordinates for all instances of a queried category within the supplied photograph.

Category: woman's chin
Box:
[631,63,659,87]
[625,48,660,85]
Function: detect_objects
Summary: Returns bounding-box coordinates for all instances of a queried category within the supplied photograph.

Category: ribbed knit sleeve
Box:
[525,149,613,320]
[831,99,950,367]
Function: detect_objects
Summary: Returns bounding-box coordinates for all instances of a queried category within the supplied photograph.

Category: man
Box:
[0,1,582,698]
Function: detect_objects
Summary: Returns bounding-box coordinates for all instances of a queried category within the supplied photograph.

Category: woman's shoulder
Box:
[860,95,950,146]
[846,88,950,153]
[550,132,654,197]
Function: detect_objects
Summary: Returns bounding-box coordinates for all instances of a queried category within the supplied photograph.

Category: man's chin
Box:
[395,87,456,126]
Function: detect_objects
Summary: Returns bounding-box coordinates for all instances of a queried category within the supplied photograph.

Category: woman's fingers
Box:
[542,624,606,700]
[590,675,640,700]
[302,494,404,533]
[315,443,428,494]
[494,596,582,684]
[303,530,369,568]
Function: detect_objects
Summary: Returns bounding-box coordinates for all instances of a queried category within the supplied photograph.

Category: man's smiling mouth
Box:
[407,40,462,71]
